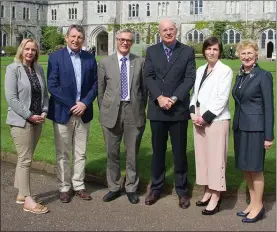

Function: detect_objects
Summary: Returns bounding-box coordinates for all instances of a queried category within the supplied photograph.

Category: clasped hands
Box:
[28,112,47,124]
[190,113,206,127]
[157,95,175,110]
[70,101,87,116]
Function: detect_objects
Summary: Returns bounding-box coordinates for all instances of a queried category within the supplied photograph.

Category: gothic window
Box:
[222,29,241,44]
[97,1,107,13]
[37,8,40,20]
[268,29,273,39]
[0,31,7,46]
[23,7,26,19]
[27,8,30,19]
[1,5,4,18]
[177,1,181,15]
[135,33,140,44]
[147,3,150,16]
[129,4,139,17]
[190,1,203,15]
[187,29,204,42]
[261,33,266,49]
[158,2,161,16]
[12,6,16,19]
[69,8,71,19]
[51,9,57,21]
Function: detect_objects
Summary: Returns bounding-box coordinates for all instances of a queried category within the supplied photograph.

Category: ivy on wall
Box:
[107,20,276,43]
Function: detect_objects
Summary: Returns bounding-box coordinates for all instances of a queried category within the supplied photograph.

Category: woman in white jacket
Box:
[190,37,233,215]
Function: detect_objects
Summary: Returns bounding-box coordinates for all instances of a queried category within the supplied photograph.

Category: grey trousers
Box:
[53,116,90,192]
[11,123,42,196]
[102,102,145,193]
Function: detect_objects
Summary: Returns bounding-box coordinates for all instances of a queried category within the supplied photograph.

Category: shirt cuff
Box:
[202,110,217,124]
[189,105,195,114]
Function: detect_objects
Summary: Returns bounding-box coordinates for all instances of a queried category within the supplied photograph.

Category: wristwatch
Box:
[170,96,178,103]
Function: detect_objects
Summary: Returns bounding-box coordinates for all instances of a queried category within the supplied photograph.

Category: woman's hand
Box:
[264,140,273,150]
[195,116,207,127]
[28,115,44,124]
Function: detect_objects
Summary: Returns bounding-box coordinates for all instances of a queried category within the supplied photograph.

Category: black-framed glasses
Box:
[117,38,133,44]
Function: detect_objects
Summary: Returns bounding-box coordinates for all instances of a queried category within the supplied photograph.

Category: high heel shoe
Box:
[196,197,211,206]
[202,199,221,215]
[236,211,250,217]
[242,207,265,223]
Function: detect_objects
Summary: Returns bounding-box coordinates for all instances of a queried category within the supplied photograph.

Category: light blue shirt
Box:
[67,46,82,102]
[162,41,177,56]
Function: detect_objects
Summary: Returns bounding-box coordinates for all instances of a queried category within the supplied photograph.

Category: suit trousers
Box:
[193,111,229,191]
[102,102,145,192]
[150,120,189,197]
[53,115,90,192]
[11,122,42,196]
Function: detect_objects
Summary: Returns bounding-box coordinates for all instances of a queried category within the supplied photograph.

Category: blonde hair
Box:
[235,39,259,57]
[14,38,40,64]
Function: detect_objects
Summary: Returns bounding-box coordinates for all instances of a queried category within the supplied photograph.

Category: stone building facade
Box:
[0,0,276,58]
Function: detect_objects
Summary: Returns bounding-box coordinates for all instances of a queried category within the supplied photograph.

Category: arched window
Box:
[104,4,106,13]
[1,5,4,18]
[261,32,266,49]
[222,29,241,44]
[162,2,165,16]
[155,33,161,44]
[136,4,139,17]
[128,4,132,17]
[187,29,204,42]
[158,2,161,16]
[23,7,26,19]
[166,2,169,15]
[268,29,273,39]
[69,8,71,19]
[177,1,181,15]
[135,33,140,44]
[12,6,16,19]
[129,4,139,17]
[0,31,7,46]
[97,1,107,13]
[147,3,150,16]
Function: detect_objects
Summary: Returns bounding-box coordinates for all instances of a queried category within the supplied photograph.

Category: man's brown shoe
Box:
[145,191,160,205]
[60,191,71,203]
[75,189,92,200]
[179,196,190,209]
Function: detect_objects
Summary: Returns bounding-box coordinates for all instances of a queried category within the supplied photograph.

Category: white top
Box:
[117,52,130,101]
[190,60,233,121]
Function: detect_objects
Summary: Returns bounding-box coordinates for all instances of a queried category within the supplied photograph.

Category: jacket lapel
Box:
[129,54,135,91]
[239,66,259,100]
[111,54,121,89]
[232,75,241,104]
[33,63,45,100]
[63,48,77,87]
[80,51,86,85]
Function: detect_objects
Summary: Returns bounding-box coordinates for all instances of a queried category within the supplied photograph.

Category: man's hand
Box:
[264,140,273,150]
[70,102,87,116]
[157,95,174,110]
[28,115,44,124]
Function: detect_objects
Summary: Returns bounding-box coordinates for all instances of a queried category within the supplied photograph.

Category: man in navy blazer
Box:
[47,25,97,203]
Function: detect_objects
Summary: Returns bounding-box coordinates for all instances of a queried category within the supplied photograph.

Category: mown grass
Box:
[1,56,276,193]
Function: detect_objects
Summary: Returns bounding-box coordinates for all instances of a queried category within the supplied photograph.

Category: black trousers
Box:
[150,120,189,197]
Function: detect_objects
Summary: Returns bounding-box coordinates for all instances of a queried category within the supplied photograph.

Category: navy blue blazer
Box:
[47,48,98,124]
[232,65,274,141]
[144,41,196,121]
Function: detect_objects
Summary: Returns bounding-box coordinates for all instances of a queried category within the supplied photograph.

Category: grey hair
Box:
[116,29,134,41]
[66,24,85,40]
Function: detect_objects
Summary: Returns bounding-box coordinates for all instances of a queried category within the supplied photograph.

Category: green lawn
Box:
[1,55,276,193]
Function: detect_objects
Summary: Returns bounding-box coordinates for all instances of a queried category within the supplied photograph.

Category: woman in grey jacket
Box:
[5,38,49,214]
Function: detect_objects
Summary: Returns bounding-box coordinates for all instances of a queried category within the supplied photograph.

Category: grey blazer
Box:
[98,53,147,128]
[5,62,49,127]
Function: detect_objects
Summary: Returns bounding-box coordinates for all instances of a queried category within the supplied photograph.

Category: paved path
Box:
[1,161,275,231]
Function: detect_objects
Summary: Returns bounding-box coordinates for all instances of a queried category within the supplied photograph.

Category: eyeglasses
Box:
[117,38,133,44]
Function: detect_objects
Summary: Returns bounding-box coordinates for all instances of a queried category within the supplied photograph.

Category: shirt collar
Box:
[117,52,130,61]
[67,46,82,56]
[163,41,177,51]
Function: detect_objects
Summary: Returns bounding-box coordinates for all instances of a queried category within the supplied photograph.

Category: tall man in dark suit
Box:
[144,19,196,209]
[47,25,98,203]
[98,29,147,204]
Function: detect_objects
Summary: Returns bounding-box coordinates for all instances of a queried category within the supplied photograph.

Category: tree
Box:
[41,26,64,52]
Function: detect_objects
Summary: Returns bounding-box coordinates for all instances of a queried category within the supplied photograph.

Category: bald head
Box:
[158,18,177,47]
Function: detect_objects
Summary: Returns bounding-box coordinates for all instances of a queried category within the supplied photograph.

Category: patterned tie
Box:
[165,48,172,62]
[120,56,128,99]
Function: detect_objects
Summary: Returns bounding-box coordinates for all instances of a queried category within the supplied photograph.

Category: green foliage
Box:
[213,21,227,38]
[222,43,238,59]
[41,26,64,52]
[2,46,17,56]
[186,41,203,54]
[195,21,209,30]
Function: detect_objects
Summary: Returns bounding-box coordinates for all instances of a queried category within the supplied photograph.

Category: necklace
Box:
[238,74,249,89]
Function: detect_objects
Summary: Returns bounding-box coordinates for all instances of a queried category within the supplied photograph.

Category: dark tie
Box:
[165,48,172,62]
[120,56,128,99]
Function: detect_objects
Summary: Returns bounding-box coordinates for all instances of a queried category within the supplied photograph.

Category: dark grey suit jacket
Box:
[97,53,147,128]
[232,65,274,141]
[5,62,49,127]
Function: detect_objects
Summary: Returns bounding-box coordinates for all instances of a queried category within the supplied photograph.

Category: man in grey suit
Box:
[98,29,147,204]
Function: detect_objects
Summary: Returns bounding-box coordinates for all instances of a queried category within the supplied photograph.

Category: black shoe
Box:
[242,207,265,223]
[196,197,211,207]
[127,192,140,204]
[202,199,221,215]
[236,211,250,217]
[103,191,121,202]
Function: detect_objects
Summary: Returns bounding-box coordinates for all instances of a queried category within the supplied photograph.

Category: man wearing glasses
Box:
[98,29,147,204]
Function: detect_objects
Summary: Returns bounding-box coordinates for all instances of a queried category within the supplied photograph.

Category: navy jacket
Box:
[232,65,274,141]
[47,48,98,124]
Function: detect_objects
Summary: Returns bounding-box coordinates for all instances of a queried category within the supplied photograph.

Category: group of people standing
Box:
[5,18,273,225]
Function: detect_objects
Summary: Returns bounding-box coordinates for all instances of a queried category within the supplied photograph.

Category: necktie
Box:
[120,56,128,99]
[165,48,172,62]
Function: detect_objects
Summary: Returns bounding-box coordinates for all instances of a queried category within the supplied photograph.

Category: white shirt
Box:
[117,52,130,101]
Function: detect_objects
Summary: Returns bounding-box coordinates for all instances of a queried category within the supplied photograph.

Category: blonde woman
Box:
[5,38,49,214]
[232,40,274,223]
[190,37,233,215]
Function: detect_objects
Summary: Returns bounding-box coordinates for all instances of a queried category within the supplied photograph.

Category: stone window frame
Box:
[1,5,4,18]
[0,30,7,46]
[186,29,204,43]
[51,9,57,21]
[158,2,169,16]
[190,0,203,15]
[146,3,150,17]
[128,3,139,18]
[222,29,241,44]
[261,28,276,49]
[69,8,77,20]
[97,1,107,14]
